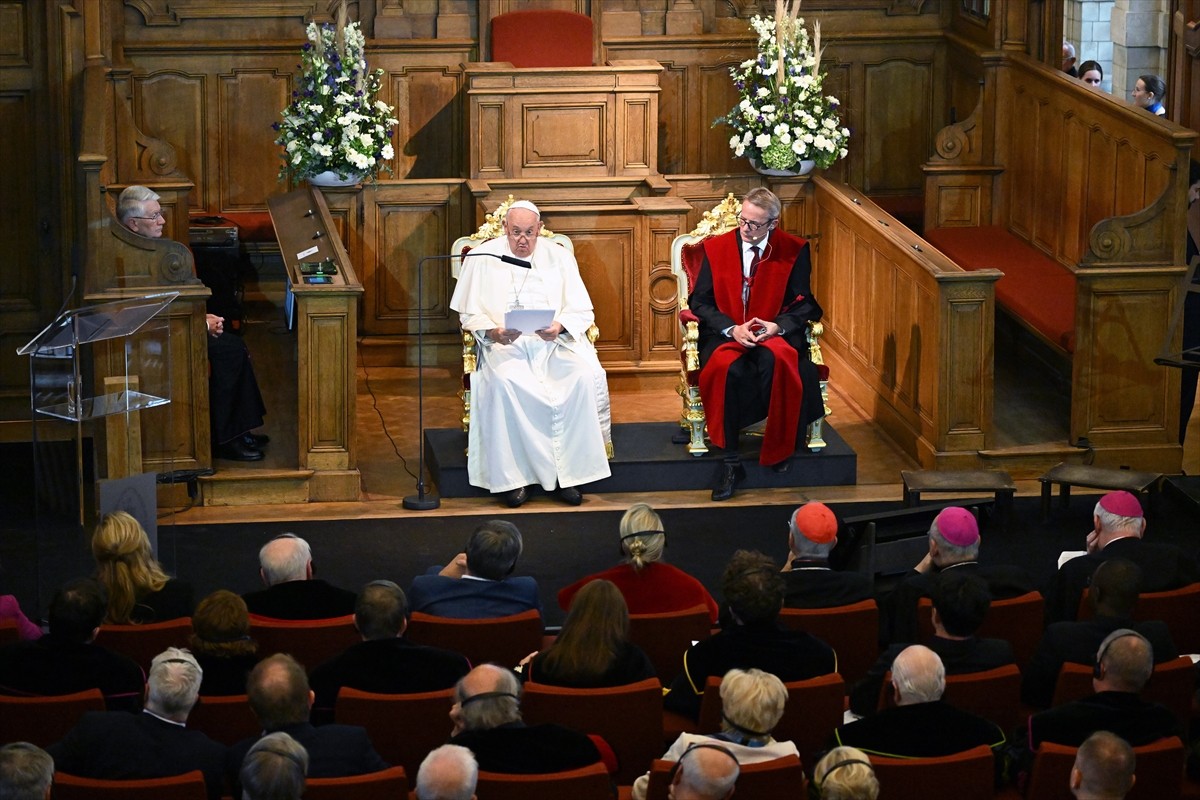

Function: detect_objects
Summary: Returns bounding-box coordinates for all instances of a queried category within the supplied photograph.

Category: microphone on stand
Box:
[402,249,529,511]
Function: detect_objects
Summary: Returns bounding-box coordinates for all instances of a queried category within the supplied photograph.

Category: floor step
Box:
[199,468,315,506]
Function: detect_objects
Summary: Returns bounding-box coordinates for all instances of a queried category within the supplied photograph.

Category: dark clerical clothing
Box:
[835,700,1006,759]
[49,710,226,800]
[782,564,874,609]
[0,634,145,713]
[450,722,601,774]
[664,620,836,720]
[208,331,267,446]
[690,228,824,464]
[242,579,357,620]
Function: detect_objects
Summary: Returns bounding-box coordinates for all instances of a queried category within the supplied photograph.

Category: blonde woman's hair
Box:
[718,668,787,743]
[92,511,169,624]
[618,503,665,571]
[813,746,879,800]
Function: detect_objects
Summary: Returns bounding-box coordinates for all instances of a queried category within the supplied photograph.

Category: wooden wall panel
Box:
[391,65,465,180]
[136,73,206,208]
[220,69,290,209]
[861,57,935,194]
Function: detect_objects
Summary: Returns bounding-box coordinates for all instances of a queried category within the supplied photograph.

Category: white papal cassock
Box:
[449,235,612,493]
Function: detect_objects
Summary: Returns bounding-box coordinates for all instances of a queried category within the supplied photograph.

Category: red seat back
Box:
[778,599,880,685]
[917,590,1044,668]
[628,604,711,680]
[475,762,613,800]
[97,617,193,671]
[247,614,359,672]
[490,10,593,68]
[644,754,806,800]
[187,693,260,746]
[335,686,455,781]
[304,766,409,800]
[0,688,106,748]
[868,745,994,800]
[1025,736,1184,800]
[405,609,543,668]
[53,769,208,800]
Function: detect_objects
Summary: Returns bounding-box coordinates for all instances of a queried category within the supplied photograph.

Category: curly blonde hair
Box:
[91,511,170,624]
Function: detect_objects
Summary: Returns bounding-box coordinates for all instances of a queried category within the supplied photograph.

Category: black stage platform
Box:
[425,421,857,497]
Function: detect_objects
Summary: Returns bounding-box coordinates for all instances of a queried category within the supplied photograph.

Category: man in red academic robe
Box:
[690,188,824,501]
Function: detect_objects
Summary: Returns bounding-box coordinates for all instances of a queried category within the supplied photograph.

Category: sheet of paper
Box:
[1057,550,1088,569]
[504,308,554,334]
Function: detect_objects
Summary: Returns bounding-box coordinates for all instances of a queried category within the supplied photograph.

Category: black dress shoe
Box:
[504,486,530,508]
[772,458,791,473]
[558,486,583,506]
[215,439,264,461]
[711,460,746,502]
[243,432,270,448]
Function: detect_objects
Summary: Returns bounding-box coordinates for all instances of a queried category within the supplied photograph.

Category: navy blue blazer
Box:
[408,572,541,619]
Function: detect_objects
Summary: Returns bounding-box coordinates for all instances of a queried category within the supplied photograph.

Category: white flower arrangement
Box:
[715,0,850,172]
[274,18,398,182]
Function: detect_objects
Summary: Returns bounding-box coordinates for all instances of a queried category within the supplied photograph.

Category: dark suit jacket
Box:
[1020,615,1177,708]
[227,721,388,796]
[407,572,541,619]
[450,722,601,774]
[664,620,836,720]
[309,637,470,723]
[195,651,260,697]
[834,700,1006,758]
[881,561,1035,645]
[128,578,194,623]
[48,710,226,800]
[0,634,145,713]
[849,635,1016,717]
[1028,691,1179,749]
[782,565,874,609]
[242,579,357,620]
[1042,537,1199,624]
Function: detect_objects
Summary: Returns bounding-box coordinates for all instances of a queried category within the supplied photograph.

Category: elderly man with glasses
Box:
[117,185,269,462]
[690,187,825,500]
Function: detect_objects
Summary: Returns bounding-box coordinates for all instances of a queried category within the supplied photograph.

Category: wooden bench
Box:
[901,468,1015,530]
[1038,462,1162,520]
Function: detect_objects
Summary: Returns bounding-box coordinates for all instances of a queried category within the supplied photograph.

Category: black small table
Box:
[901,469,1016,530]
[1038,463,1162,521]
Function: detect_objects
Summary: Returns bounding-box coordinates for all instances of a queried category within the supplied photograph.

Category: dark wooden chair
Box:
[627,604,712,681]
[52,769,208,800]
[405,608,543,668]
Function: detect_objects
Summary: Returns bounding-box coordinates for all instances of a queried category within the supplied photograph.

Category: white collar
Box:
[142,708,186,728]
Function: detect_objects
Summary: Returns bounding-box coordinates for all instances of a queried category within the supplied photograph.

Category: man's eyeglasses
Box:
[131,211,165,221]
[737,216,774,232]
[507,228,538,240]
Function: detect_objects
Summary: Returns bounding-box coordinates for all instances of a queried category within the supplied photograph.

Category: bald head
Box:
[416,745,478,800]
[671,744,740,800]
[1094,630,1153,693]
[1071,731,1135,799]
[891,645,945,705]
[451,664,522,734]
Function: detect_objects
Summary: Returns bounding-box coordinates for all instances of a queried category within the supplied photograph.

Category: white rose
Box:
[792,140,807,156]
[381,143,394,160]
[730,135,741,148]
[734,144,746,157]
[312,131,323,142]
[292,152,303,165]
[755,133,772,148]
[757,87,770,99]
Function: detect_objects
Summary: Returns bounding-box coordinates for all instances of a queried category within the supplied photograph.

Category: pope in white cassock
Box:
[449,200,612,508]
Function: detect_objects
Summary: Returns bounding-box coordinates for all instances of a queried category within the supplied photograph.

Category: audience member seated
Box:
[242,534,357,620]
[1043,491,1198,624]
[780,502,873,608]
[189,590,261,696]
[117,185,269,463]
[661,742,740,800]
[632,668,798,800]
[834,646,1006,758]
[1071,731,1135,800]
[1026,629,1178,752]
[227,654,388,796]
[881,507,1034,645]
[557,502,718,622]
[1,564,42,641]
[1078,60,1104,89]
[240,732,308,800]
[850,572,1015,717]
[663,549,835,720]
[0,742,54,800]
[1022,559,1176,708]
[0,578,144,712]
[1131,74,1166,116]
[48,647,226,800]
[92,511,193,624]
[416,744,478,800]
[308,580,469,723]
[523,579,655,687]
[1061,39,1078,75]
[448,664,602,774]
[408,521,541,619]
[811,746,880,800]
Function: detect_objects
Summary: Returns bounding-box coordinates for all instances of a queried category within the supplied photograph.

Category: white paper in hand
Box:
[504,308,555,335]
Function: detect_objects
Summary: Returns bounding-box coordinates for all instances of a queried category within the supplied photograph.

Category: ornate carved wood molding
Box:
[123,1,329,26]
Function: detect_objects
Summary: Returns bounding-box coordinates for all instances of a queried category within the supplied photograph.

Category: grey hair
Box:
[240,731,308,800]
[416,744,478,800]
[813,746,879,800]
[928,519,980,562]
[259,534,311,585]
[743,187,781,220]
[116,185,160,225]
[148,647,203,718]
[891,645,945,705]
[1073,731,1135,799]
[1097,628,1154,692]
[676,744,740,798]
[1093,504,1144,537]
[455,665,522,731]
[619,503,666,570]
[789,509,835,559]
[0,742,54,800]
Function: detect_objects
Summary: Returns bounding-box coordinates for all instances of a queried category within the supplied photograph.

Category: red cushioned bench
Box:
[218,211,276,245]
[924,225,1077,356]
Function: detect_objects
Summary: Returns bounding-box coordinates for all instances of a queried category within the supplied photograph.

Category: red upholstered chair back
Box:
[778,599,880,685]
[474,762,613,800]
[53,769,208,800]
[187,693,260,746]
[304,766,410,800]
[491,10,594,68]
[1052,655,1194,731]
[867,745,995,800]
[521,677,663,785]
[335,686,455,781]
[627,604,712,680]
[917,590,1045,668]
[0,688,106,748]
[697,673,845,771]
[0,619,19,645]
[1025,736,1184,800]
[97,617,193,671]
[405,609,543,668]
[247,614,359,673]
[678,241,706,301]
[1078,581,1200,653]
[644,755,806,800]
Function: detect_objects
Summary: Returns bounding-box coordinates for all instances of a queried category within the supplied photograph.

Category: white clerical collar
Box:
[142,708,186,728]
[462,574,495,583]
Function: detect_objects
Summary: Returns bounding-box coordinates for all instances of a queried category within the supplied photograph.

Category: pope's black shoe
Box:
[504,486,530,508]
[711,460,746,502]
[215,438,264,461]
[558,486,583,506]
